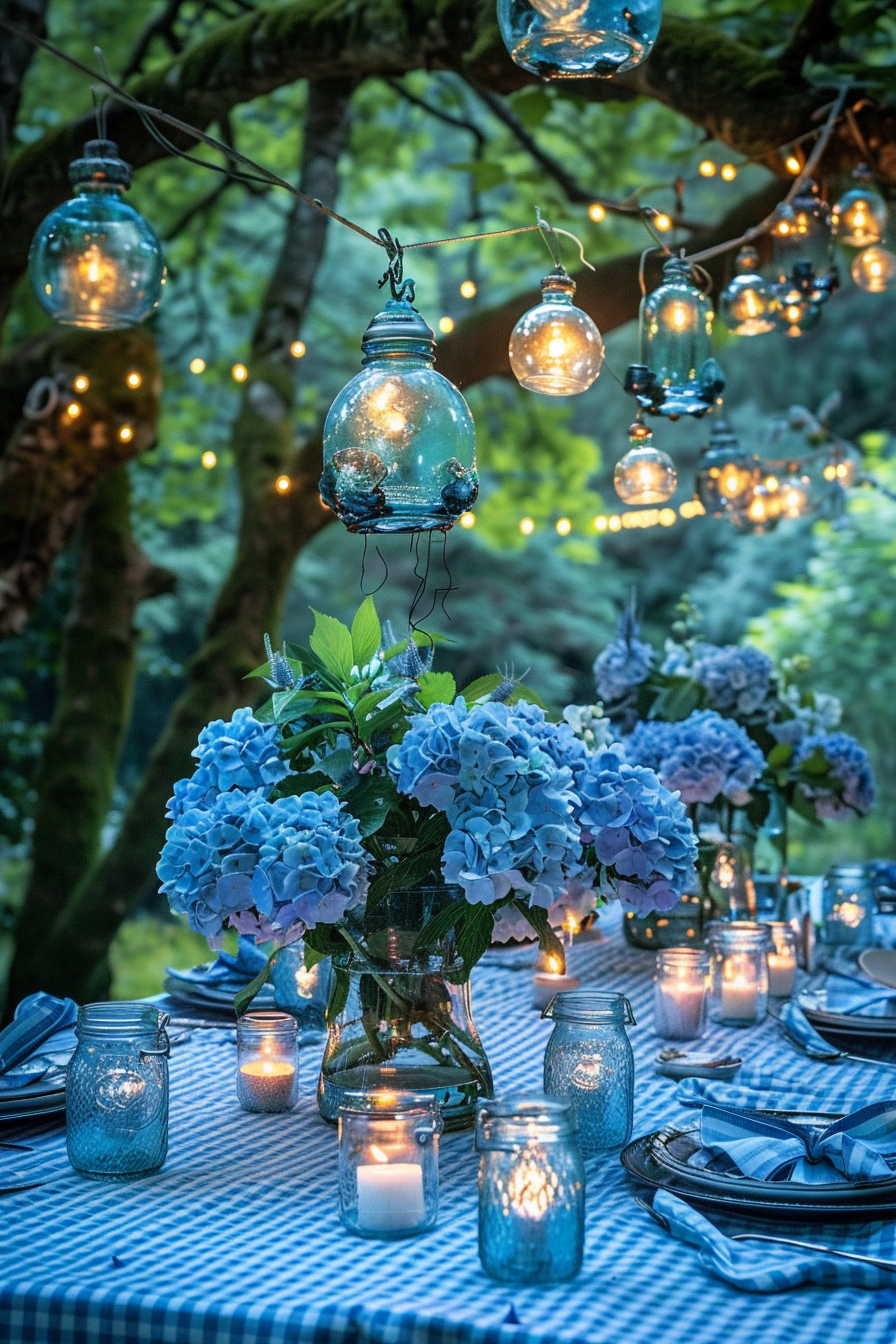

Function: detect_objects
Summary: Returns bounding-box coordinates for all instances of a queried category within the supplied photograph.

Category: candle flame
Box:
[547,954,561,974]
[507,1157,554,1220]
[370,1144,389,1164]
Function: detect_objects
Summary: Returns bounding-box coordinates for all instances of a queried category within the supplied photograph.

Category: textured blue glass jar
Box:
[477,1094,585,1283]
[272,944,332,1031]
[497,0,662,78]
[822,864,875,947]
[542,990,635,1157]
[320,298,477,533]
[29,140,165,330]
[66,1003,169,1181]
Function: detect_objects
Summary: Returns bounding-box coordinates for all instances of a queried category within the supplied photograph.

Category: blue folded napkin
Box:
[779,998,847,1060]
[698,1100,896,1183]
[652,1190,896,1292]
[0,992,78,1086]
[171,936,268,989]
[824,974,896,1018]
[677,1060,895,1113]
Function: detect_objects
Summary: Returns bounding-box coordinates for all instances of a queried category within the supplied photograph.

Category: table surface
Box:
[2,910,894,1344]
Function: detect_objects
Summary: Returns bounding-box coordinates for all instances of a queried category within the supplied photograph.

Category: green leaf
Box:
[766,742,794,769]
[308,612,355,681]
[507,684,549,710]
[650,678,702,723]
[367,847,444,905]
[381,631,452,662]
[316,747,355,783]
[456,903,495,972]
[458,673,504,703]
[352,688,391,723]
[351,597,382,669]
[448,160,507,192]
[800,748,831,776]
[281,722,340,754]
[272,771,332,798]
[417,671,457,708]
[342,774,400,837]
[326,967,351,1027]
[414,809,451,850]
[413,898,467,954]
[362,700,410,742]
[790,787,824,826]
[233,947,279,1018]
[513,900,565,969]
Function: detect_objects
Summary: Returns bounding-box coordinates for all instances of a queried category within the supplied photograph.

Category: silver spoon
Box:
[635,1196,896,1273]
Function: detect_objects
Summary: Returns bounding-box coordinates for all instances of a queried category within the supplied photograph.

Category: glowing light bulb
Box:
[614,424,677,505]
[594,516,608,531]
[698,160,716,178]
[555,517,572,535]
[780,474,811,519]
[669,301,690,331]
[720,164,737,181]
[719,246,778,336]
[126,370,142,388]
[654,213,672,232]
[785,155,801,175]
[290,340,306,358]
[509,267,603,396]
[459,511,475,528]
[201,450,217,469]
[118,425,134,443]
[659,508,676,526]
[460,280,477,299]
[608,515,622,531]
[232,363,248,382]
[832,176,887,248]
[73,375,89,392]
[65,401,81,418]
[189,357,206,374]
[275,475,291,493]
[851,244,896,293]
[588,202,606,222]
[519,517,535,535]
[438,316,455,334]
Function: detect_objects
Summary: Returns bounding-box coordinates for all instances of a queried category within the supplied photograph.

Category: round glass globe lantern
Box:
[719,247,778,336]
[851,244,896,293]
[613,423,677,504]
[739,477,782,533]
[638,256,722,415]
[28,140,165,330]
[832,170,887,249]
[695,419,760,515]
[497,0,662,79]
[320,298,477,533]
[772,182,832,286]
[779,473,812,519]
[509,268,604,396]
[775,293,822,338]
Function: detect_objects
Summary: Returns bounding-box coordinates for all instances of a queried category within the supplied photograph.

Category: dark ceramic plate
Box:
[799,988,896,1039]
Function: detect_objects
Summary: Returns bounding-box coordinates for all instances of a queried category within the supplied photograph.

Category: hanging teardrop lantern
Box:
[771,182,837,315]
[625,256,724,418]
[496,0,663,79]
[28,140,165,330]
[832,166,888,248]
[320,245,477,534]
[779,472,812,519]
[695,419,760,515]
[775,293,822,338]
[718,247,779,336]
[613,420,677,504]
[736,475,783,533]
[509,266,604,395]
[851,244,896,293]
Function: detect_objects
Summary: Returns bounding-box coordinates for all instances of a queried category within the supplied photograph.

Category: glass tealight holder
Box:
[272,944,332,1031]
[822,864,875,947]
[653,948,709,1040]
[476,1093,585,1284]
[338,1091,442,1240]
[542,990,635,1157]
[765,921,798,998]
[66,1003,169,1181]
[707,922,769,1027]
[236,1011,299,1113]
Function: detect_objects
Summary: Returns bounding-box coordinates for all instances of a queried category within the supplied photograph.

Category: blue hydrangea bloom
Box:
[627,710,765,806]
[167,707,292,821]
[663,642,778,724]
[795,732,875,821]
[593,619,654,705]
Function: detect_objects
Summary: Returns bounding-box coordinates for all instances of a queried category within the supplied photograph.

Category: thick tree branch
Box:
[0,0,47,165]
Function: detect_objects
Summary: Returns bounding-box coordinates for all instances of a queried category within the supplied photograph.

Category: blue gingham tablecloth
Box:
[2,909,896,1344]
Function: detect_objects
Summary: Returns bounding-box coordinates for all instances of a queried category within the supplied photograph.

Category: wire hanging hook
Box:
[377,228,416,303]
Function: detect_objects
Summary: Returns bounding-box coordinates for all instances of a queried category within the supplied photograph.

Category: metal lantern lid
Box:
[68,140,132,190]
[360,298,435,362]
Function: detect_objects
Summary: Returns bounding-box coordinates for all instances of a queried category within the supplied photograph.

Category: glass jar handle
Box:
[620,995,637,1026]
[140,1011,171,1059]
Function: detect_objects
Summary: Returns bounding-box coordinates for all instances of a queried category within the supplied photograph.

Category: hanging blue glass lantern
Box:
[832,166,888,249]
[497,0,662,79]
[29,140,165,330]
[625,256,724,419]
[718,247,779,336]
[770,183,837,318]
[320,244,477,534]
[695,419,760,515]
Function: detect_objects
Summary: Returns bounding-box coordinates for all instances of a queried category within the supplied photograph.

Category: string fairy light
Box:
[73,374,89,392]
[189,357,206,373]
[201,450,217,468]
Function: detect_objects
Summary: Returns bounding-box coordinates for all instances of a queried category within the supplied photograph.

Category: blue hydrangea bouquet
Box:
[158,598,698,1021]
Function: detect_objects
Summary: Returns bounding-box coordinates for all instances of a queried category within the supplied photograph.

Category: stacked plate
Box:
[797,986,896,1042]
[621,1110,896,1221]
[163,963,276,1014]
[0,1054,68,1124]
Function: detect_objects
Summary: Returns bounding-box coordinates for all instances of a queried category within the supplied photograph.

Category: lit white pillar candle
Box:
[533,964,580,1011]
[653,980,705,1039]
[767,949,797,998]
[356,1145,425,1233]
[720,953,759,1023]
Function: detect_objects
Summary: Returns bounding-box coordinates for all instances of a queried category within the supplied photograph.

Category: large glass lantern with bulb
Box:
[695,419,760,515]
[733,476,782,534]
[771,184,837,315]
[719,247,779,336]
[497,0,662,79]
[29,140,165,330]
[625,256,724,418]
[851,244,896,293]
[775,293,822,338]
[320,257,477,533]
[509,267,604,395]
[779,472,812,519]
[614,421,677,504]
[832,167,888,248]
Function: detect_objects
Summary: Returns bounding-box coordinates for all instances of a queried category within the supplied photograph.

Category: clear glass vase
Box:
[318,886,493,1131]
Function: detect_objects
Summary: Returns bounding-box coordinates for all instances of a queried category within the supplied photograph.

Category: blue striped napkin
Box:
[698,1100,896,1183]
[651,1190,896,1292]
[0,992,77,1083]
[824,975,896,1017]
[677,1060,895,1112]
[779,998,844,1059]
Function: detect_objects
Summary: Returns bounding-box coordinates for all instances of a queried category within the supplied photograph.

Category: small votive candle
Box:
[707,922,769,1027]
[236,1011,299,1113]
[338,1091,442,1240]
[653,948,708,1040]
[765,921,798,998]
[533,954,580,1011]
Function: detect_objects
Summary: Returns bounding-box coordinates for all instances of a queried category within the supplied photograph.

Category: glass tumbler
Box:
[236,1011,300,1113]
[707,921,769,1026]
[653,948,709,1040]
[542,990,635,1157]
[66,1002,169,1181]
[822,864,875,947]
[338,1090,442,1239]
[476,1093,585,1283]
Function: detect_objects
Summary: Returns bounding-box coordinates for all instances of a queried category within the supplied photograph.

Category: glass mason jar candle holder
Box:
[338,1091,442,1239]
[272,944,332,1031]
[542,990,635,1157]
[765,921,798,998]
[653,948,709,1040]
[236,1011,299,1113]
[822,864,875,947]
[66,1003,169,1181]
[476,1094,585,1284]
[707,922,769,1027]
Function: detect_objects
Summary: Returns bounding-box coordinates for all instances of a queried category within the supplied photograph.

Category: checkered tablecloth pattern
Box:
[2,910,895,1344]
